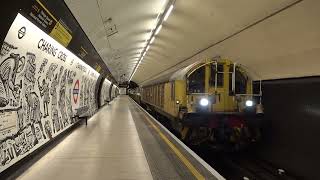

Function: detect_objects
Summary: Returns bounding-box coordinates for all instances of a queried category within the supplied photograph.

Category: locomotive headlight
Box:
[245,100,253,107]
[200,98,209,106]
[176,100,180,104]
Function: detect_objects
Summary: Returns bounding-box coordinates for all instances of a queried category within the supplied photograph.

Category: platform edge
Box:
[130,98,225,180]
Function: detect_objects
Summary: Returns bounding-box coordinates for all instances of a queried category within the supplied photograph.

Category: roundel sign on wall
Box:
[18,27,26,39]
[73,80,80,104]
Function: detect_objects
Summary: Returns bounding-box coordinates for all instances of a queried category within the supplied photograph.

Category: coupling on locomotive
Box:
[131,57,263,150]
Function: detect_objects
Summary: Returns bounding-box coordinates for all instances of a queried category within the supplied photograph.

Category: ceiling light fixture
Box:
[150,36,155,44]
[129,0,176,82]
[164,4,174,21]
[155,24,162,35]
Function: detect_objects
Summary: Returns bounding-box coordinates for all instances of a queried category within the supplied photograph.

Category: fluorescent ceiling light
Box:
[150,36,155,44]
[155,24,162,35]
[129,68,137,82]
[143,51,146,56]
[164,4,174,21]
[146,45,150,51]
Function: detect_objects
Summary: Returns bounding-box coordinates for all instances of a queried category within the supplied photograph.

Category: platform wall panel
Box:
[0,13,99,173]
[257,77,320,180]
[99,79,112,107]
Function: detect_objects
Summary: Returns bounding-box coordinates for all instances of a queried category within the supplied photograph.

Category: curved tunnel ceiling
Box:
[64,0,168,83]
[65,0,320,85]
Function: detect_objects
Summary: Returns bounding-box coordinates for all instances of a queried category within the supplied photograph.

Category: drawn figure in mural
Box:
[46,63,58,81]
[38,58,48,74]
[66,90,73,123]
[50,73,60,133]
[80,77,85,107]
[59,69,68,127]
[25,85,46,144]
[52,65,65,132]
[87,81,92,114]
[22,52,36,87]
[58,66,64,80]
[44,120,52,140]
[0,139,15,166]
[66,70,76,123]
[87,81,90,107]
[0,53,25,107]
[0,42,17,57]
[85,80,89,106]
[67,70,76,85]
[17,100,25,129]
[38,77,50,117]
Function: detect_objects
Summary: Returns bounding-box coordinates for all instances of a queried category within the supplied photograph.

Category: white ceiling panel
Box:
[65,0,318,85]
[65,0,168,83]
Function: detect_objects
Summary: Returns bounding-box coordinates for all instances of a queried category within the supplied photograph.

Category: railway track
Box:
[140,102,298,180]
[191,145,297,180]
[136,102,298,180]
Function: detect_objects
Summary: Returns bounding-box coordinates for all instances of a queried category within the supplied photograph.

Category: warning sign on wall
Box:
[50,22,72,47]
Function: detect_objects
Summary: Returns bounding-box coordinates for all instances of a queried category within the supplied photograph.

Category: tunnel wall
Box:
[0,13,100,173]
[257,77,320,179]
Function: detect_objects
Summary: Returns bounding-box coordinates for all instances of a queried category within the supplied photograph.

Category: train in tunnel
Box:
[1,0,320,178]
[130,57,264,151]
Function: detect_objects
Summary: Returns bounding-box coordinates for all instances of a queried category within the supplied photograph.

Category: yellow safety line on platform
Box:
[140,112,205,180]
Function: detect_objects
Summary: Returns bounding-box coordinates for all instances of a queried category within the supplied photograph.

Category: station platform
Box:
[13,96,224,180]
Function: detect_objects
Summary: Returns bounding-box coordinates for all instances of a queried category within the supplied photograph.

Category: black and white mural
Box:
[111,84,119,100]
[99,79,112,107]
[0,13,99,172]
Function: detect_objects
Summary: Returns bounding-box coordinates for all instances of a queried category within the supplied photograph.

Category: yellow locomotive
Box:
[138,58,263,150]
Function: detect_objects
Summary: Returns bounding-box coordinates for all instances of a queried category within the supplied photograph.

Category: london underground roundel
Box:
[73,80,80,104]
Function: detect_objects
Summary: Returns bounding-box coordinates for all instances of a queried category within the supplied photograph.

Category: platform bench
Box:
[73,106,90,125]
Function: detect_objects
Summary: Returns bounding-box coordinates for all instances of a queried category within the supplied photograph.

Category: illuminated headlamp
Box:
[245,100,253,107]
[200,98,209,106]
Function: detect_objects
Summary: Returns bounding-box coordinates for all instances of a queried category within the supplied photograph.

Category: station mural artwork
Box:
[99,79,112,107]
[0,13,99,173]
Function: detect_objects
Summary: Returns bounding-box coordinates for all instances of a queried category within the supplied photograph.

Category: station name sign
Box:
[38,38,67,61]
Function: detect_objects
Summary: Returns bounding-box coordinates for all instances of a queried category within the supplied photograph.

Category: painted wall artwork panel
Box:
[0,13,99,173]
[99,79,112,107]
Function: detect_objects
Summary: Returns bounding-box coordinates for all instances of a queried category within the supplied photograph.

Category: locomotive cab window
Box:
[171,82,175,100]
[187,66,205,94]
[209,63,224,87]
[235,67,248,94]
[229,65,248,94]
